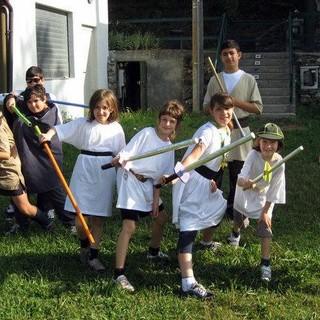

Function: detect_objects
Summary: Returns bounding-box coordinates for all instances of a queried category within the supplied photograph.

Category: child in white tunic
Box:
[229,123,286,282]
[173,93,234,299]
[39,89,125,274]
[111,100,185,292]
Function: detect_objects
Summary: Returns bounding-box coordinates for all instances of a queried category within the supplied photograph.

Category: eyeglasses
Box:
[26,77,41,84]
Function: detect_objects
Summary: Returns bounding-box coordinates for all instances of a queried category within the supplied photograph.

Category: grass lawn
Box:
[0,104,319,320]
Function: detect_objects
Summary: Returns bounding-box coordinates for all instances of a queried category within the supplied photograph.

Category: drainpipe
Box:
[192,0,203,112]
[2,0,13,92]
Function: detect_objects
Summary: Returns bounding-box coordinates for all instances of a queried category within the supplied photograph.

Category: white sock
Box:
[181,276,196,291]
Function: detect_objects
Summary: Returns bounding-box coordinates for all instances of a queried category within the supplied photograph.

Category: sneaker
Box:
[47,209,55,220]
[228,233,240,247]
[88,258,107,274]
[261,265,271,282]
[6,204,15,214]
[70,225,77,235]
[79,247,90,265]
[199,241,221,251]
[113,275,135,292]
[5,223,20,235]
[146,250,169,260]
[46,221,55,232]
[180,282,215,299]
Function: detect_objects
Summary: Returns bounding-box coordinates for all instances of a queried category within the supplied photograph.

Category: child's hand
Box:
[151,202,159,217]
[111,155,120,167]
[6,98,16,113]
[210,179,217,193]
[38,133,50,143]
[259,212,272,230]
[242,179,256,191]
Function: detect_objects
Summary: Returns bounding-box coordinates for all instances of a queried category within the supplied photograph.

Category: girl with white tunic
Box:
[229,123,286,282]
[111,100,185,292]
[173,93,233,299]
[40,89,125,274]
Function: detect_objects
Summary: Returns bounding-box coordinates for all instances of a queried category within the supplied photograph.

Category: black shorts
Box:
[120,203,165,221]
[0,184,25,197]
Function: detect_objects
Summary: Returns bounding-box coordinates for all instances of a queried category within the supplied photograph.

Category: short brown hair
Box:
[158,99,185,140]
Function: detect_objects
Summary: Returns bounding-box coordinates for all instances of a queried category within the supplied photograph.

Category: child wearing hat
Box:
[228,123,286,282]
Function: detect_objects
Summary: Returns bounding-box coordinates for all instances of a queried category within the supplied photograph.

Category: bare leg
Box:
[90,216,105,250]
[149,208,168,248]
[75,215,89,239]
[115,219,136,269]
[202,227,215,243]
[178,252,194,278]
[11,193,38,217]
[261,237,272,260]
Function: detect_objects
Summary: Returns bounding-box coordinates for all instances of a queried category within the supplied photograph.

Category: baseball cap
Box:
[257,123,284,140]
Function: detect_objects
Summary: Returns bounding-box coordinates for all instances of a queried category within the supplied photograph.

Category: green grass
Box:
[0,105,319,319]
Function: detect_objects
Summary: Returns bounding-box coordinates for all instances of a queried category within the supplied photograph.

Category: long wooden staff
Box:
[11,105,95,244]
[207,57,245,137]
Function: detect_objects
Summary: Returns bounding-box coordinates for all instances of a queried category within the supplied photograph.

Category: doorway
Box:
[117,61,147,111]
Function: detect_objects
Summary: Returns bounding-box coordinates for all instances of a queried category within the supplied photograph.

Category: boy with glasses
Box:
[3,67,69,234]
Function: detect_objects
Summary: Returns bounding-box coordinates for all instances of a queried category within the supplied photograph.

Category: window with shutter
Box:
[36,5,72,79]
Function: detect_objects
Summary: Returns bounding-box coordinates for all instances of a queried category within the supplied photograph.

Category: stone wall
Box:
[294,52,320,107]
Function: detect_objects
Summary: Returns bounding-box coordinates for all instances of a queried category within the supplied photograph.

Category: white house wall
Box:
[9,0,108,118]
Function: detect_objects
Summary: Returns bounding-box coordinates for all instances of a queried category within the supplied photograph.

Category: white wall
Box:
[8,0,108,119]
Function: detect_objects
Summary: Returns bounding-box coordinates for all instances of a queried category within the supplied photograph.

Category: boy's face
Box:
[26,94,47,113]
[220,48,241,71]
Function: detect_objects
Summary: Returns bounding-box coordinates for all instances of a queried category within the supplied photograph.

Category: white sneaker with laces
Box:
[180,282,215,299]
[146,250,169,260]
[261,265,271,282]
[113,275,135,292]
[199,241,222,251]
[228,233,240,247]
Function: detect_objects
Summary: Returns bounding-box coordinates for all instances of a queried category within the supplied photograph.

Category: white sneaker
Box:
[199,241,222,251]
[228,233,240,247]
[70,225,77,235]
[6,204,15,214]
[261,265,271,282]
[113,275,135,292]
[88,258,107,274]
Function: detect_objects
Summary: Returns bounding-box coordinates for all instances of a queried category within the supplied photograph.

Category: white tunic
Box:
[116,127,174,212]
[55,117,126,217]
[172,122,230,231]
[234,150,286,219]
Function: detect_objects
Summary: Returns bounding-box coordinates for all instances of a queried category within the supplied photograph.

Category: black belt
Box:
[195,165,220,180]
[80,150,113,157]
[233,116,249,129]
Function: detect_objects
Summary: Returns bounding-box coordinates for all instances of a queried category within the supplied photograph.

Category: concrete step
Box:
[259,87,291,95]
[256,79,290,88]
[262,103,295,114]
[240,58,290,67]
[242,65,289,73]
[242,52,290,59]
[262,96,291,104]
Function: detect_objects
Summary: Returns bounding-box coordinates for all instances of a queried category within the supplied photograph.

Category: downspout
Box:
[2,0,13,92]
